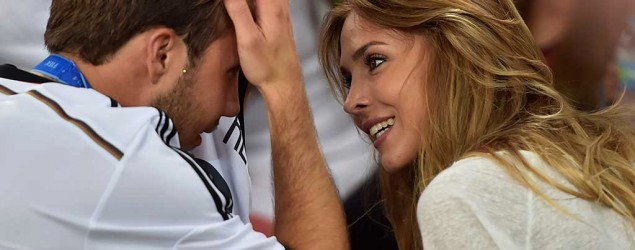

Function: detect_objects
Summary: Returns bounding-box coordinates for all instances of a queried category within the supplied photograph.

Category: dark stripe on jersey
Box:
[165,124,177,145]
[0,84,17,95]
[160,114,170,139]
[172,148,232,220]
[153,108,178,146]
[194,158,234,217]
[155,108,164,133]
[0,64,50,83]
[27,90,124,160]
[109,98,119,107]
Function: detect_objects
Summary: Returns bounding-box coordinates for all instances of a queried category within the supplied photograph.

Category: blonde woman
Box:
[319,0,635,249]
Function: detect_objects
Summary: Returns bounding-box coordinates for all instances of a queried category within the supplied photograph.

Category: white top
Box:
[417,151,635,249]
[0,79,283,249]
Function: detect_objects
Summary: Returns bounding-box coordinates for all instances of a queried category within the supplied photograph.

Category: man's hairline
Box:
[49,25,235,67]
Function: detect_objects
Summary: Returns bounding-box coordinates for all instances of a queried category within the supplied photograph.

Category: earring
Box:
[182,69,187,74]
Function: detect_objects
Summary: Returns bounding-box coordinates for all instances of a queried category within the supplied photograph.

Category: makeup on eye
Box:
[364,53,387,71]
[340,54,387,90]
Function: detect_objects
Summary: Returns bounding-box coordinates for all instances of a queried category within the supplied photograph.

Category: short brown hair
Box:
[45,0,232,65]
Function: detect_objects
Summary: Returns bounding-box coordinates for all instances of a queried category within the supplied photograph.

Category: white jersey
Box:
[0,79,283,249]
[192,116,252,223]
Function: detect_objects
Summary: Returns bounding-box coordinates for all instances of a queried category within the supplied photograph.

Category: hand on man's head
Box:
[223,0,302,91]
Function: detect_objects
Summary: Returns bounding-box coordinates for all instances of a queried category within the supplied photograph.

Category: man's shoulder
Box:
[0,78,179,159]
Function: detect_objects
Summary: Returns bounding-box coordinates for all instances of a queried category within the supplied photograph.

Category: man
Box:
[0,0,348,249]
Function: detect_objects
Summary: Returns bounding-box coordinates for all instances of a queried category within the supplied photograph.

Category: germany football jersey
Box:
[0,65,283,249]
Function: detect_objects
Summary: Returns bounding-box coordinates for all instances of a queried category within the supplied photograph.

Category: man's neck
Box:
[59,53,153,107]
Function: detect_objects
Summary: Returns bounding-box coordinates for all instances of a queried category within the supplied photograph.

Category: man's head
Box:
[45,0,245,150]
[45,0,231,65]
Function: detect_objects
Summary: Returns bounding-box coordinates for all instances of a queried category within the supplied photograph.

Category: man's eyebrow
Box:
[352,41,388,61]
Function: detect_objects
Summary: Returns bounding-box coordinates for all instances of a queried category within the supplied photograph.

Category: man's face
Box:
[153,33,241,150]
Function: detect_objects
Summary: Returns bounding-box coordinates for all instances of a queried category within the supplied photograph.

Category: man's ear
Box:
[146,28,183,84]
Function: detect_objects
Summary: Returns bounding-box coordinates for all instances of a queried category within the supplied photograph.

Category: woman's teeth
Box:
[370,118,394,138]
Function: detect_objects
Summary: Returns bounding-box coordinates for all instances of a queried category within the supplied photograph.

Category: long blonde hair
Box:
[319,0,635,249]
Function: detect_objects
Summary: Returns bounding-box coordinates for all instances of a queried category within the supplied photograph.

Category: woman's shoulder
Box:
[417,151,635,249]
[416,152,538,248]
[417,151,536,220]
[421,152,535,199]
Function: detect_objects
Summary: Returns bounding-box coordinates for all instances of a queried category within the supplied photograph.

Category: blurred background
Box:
[515,0,635,110]
[1,0,634,249]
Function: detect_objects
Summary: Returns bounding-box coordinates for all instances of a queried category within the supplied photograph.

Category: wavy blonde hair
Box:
[319,0,635,249]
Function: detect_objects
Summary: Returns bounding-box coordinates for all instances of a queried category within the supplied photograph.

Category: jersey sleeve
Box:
[83,126,284,250]
[173,217,283,250]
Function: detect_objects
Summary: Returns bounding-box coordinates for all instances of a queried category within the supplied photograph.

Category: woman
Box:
[319,0,635,249]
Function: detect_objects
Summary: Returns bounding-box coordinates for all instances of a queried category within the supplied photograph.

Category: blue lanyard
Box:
[33,54,91,89]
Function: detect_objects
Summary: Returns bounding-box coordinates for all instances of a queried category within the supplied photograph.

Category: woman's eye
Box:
[366,54,386,70]
[369,59,384,69]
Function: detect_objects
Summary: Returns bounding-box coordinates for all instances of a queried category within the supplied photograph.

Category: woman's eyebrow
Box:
[352,41,388,61]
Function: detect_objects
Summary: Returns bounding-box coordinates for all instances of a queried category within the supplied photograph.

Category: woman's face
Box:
[339,12,431,172]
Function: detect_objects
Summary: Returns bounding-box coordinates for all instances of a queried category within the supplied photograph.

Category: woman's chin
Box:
[380,156,412,173]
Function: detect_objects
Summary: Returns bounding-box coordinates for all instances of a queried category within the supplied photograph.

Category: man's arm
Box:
[223,0,349,249]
